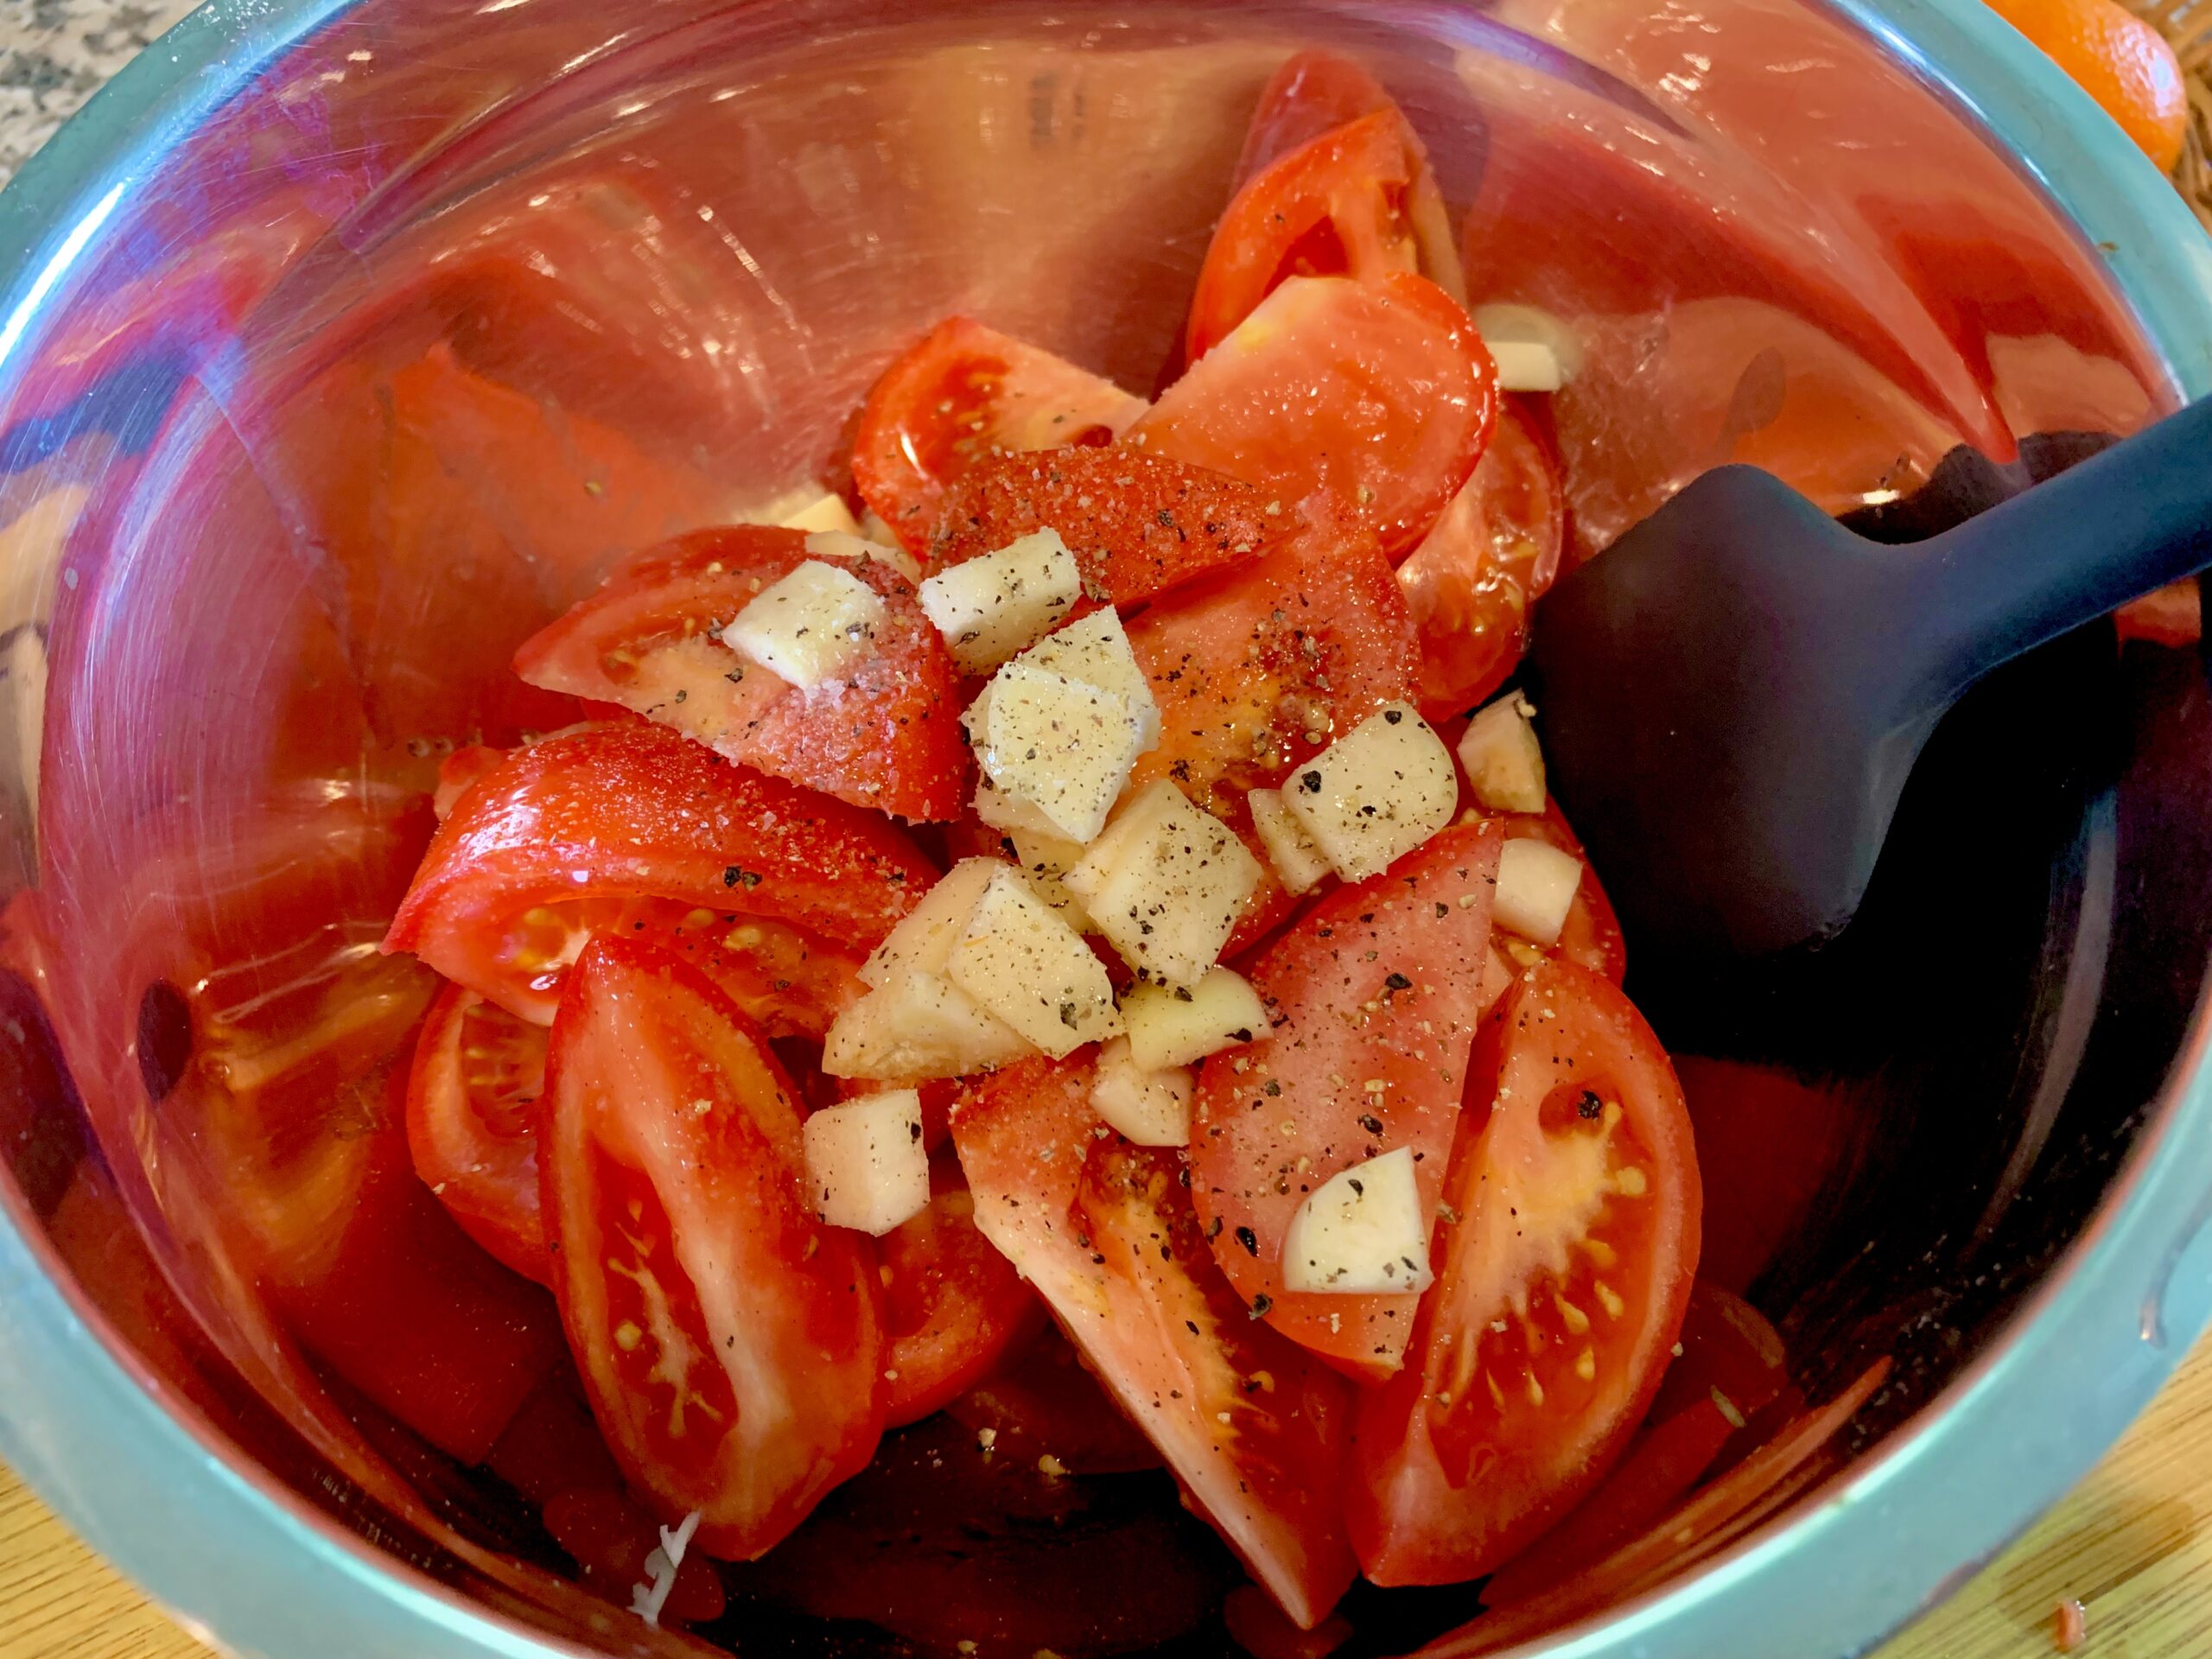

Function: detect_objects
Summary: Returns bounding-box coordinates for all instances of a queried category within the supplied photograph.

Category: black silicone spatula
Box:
[1524,397,2212,962]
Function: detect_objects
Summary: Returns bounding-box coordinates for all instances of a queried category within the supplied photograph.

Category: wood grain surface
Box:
[1,1332,2206,1659]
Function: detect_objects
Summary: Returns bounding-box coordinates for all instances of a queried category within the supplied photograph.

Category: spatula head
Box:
[1526,465,1937,961]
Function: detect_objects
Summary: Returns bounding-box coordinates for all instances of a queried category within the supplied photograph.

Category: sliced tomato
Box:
[1397,400,1567,721]
[926,447,1278,604]
[1490,804,1628,985]
[385,722,936,1025]
[1189,110,1440,364]
[512,525,968,821]
[879,1154,1043,1427]
[852,318,1149,553]
[1134,273,1495,560]
[406,982,553,1282]
[541,937,884,1559]
[1479,1283,1787,1604]
[954,1056,1358,1628]
[944,1327,1164,1476]
[1192,824,1504,1380]
[1670,1058,1856,1296]
[1349,958,1701,1586]
[2116,579,2202,647]
[1124,518,1420,823]
[1233,50,1464,303]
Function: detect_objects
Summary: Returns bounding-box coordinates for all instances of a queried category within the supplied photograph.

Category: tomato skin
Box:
[385,721,937,1025]
[513,524,969,821]
[852,318,1148,552]
[879,1155,1044,1427]
[1135,273,1496,560]
[1192,823,1505,1380]
[927,447,1279,605]
[540,937,885,1560]
[1188,111,1425,364]
[1349,958,1700,1586]
[1397,399,1567,721]
[1125,518,1421,823]
[953,1056,1358,1630]
[405,982,552,1282]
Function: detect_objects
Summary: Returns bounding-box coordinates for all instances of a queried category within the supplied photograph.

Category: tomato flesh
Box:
[1192,823,1505,1379]
[406,982,553,1282]
[513,524,969,821]
[1349,958,1700,1585]
[1135,273,1495,560]
[927,447,1279,605]
[852,318,1148,552]
[953,1056,1358,1630]
[879,1154,1043,1427]
[1397,399,1567,721]
[1125,518,1420,825]
[385,721,936,1025]
[541,937,884,1559]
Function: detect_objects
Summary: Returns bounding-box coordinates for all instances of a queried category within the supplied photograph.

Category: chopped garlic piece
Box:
[917,530,1082,671]
[1017,609,1161,750]
[1247,785,1332,894]
[804,1089,931,1234]
[823,969,1032,1081]
[805,527,921,584]
[1495,839,1583,945]
[1120,967,1266,1071]
[1281,1147,1433,1294]
[720,560,887,690]
[1284,703,1459,880]
[861,858,1001,988]
[779,492,862,536]
[1487,340,1562,393]
[948,867,1120,1058]
[1090,1035,1194,1147]
[1459,694,1547,814]
[1472,302,1583,383]
[1065,780,1262,986]
[967,662,1146,843]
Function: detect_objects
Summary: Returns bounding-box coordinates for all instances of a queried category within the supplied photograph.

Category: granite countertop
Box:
[0,0,200,185]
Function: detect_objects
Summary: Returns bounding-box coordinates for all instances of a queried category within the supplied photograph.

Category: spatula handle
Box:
[1907,397,2212,702]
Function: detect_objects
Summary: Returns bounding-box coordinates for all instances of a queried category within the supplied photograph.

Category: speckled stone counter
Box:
[0,0,200,184]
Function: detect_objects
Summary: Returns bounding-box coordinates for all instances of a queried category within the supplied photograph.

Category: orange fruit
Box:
[1985,0,2190,172]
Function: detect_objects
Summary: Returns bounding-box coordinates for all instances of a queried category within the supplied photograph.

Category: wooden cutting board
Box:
[3,1333,2208,1658]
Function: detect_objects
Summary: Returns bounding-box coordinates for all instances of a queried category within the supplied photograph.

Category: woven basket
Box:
[2133,0,2212,232]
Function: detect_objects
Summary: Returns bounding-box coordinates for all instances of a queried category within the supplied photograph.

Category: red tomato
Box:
[1670,1057,1856,1296]
[1187,110,1429,363]
[1224,1584,1355,1659]
[1490,804,1628,985]
[513,525,968,820]
[385,722,937,1025]
[1479,1283,1787,1605]
[852,318,1149,552]
[1124,518,1421,824]
[1396,400,1567,721]
[1232,51,1464,304]
[540,937,885,1559]
[485,1364,625,1505]
[1133,273,1495,560]
[1349,958,1701,1585]
[926,447,1279,604]
[1191,823,1506,1380]
[944,1328,1164,1477]
[2116,579,2202,647]
[953,1056,1358,1630]
[406,982,552,1282]
[879,1155,1043,1427]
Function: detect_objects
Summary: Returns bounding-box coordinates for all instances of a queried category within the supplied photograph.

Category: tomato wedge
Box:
[1233,50,1465,302]
[1191,823,1504,1381]
[953,1056,1358,1629]
[1124,518,1420,824]
[1490,804,1628,985]
[926,447,1278,605]
[541,937,885,1559]
[513,525,968,821]
[1189,110,1441,364]
[879,1154,1042,1427]
[1134,273,1495,560]
[385,722,936,1025]
[407,982,552,1282]
[852,318,1149,553]
[1349,958,1700,1585]
[1397,400,1567,721]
